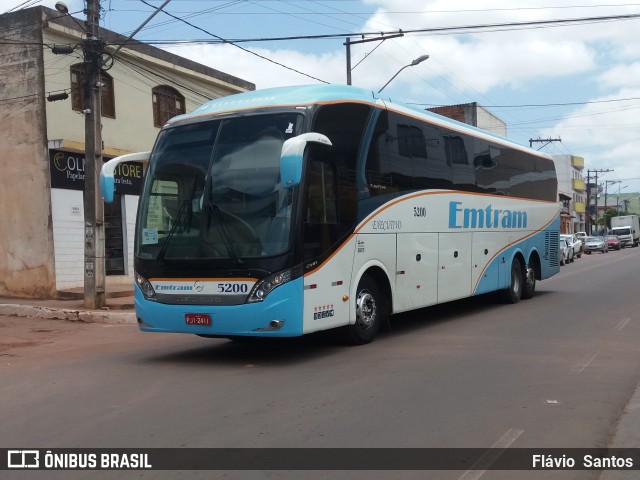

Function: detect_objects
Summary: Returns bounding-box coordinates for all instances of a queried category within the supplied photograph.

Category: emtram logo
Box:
[7,450,40,468]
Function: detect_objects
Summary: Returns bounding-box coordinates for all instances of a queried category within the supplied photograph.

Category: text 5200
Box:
[217,283,248,294]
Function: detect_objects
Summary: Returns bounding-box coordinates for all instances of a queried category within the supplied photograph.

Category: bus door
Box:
[437,232,472,303]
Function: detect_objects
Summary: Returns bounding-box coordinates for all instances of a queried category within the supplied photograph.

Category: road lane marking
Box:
[571,351,600,375]
[615,317,631,331]
[457,428,524,480]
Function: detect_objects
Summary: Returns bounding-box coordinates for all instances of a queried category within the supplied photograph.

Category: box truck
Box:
[610,215,640,247]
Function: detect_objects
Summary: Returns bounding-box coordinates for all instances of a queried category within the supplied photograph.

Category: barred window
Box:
[152,86,185,127]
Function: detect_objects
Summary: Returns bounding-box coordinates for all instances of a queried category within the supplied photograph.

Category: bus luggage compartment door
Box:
[395,233,438,313]
[437,232,472,303]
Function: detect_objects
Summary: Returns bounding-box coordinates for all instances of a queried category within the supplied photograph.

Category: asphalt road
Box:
[2,247,640,480]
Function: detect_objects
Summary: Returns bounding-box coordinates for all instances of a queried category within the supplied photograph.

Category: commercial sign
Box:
[49,150,143,195]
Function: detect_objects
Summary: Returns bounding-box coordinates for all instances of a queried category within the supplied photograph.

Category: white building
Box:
[0,6,254,298]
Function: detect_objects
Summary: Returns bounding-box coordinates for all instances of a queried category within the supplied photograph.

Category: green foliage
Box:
[604,208,618,228]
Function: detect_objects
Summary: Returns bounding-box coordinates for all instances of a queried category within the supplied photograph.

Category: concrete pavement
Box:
[0,287,638,477]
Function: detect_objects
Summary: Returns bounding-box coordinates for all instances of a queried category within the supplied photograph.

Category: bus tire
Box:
[499,259,522,304]
[343,275,387,345]
[522,265,536,300]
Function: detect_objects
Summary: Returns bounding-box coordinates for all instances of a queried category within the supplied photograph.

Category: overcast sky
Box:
[3,0,640,194]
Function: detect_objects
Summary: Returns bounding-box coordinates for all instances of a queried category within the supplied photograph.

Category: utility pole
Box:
[344,33,404,85]
[529,137,561,150]
[586,169,613,236]
[83,0,106,309]
[604,180,621,217]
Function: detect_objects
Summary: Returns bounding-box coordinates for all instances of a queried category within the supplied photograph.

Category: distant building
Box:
[552,155,586,234]
[0,6,254,298]
[428,103,507,137]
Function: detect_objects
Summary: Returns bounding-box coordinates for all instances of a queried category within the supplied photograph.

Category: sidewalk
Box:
[0,285,136,324]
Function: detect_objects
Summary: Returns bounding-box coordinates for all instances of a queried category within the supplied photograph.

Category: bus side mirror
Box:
[100,151,150,203]
[280,133,332,189]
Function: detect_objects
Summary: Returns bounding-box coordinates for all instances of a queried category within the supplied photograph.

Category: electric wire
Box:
[137,0,330,84]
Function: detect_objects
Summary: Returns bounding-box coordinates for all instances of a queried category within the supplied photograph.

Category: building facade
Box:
[552,155,586,234]
[427,103,507,137]
[0,6,254,298]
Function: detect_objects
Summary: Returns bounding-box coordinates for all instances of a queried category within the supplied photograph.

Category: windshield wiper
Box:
[156,199,190,264]
[206,199,245,265]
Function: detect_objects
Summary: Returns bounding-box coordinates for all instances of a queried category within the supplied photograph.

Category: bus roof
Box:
[170,84,551,160]
[173,84,380,120]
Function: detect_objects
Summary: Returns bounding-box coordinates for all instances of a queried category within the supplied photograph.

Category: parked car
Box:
[561,234,583,259]
[605,235,624,250]
[560,237,573,265]
[575,231,588,245]
[584,236,609,254]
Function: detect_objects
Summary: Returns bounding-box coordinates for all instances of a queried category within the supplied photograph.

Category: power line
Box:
[137,0,330,84]
[134,12,640,45]
[412,97,640,109]
[3,0,41,14]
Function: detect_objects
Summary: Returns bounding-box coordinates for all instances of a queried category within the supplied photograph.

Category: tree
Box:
[604,208,619,229]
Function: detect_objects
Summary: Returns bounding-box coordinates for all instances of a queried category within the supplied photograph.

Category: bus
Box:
[100,84,560,344]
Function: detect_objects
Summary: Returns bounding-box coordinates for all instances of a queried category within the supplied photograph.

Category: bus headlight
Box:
[247,268,297,303]
[135,272,157,300]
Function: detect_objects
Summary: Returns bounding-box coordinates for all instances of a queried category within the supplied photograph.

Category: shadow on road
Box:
[138,289,556,367]
[380,289,555,338]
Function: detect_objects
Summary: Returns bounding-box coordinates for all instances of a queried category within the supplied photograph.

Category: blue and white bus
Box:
[101,84,560,344]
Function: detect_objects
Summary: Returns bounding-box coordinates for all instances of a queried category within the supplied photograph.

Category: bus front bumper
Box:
[135,277,303,337]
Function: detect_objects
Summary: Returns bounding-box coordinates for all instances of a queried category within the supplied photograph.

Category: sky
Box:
[3,0,640,195]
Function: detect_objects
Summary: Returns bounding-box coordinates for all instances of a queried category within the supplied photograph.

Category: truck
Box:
[610,215,640,247]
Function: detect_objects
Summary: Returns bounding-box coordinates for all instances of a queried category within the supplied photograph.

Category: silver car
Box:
[584,236,608,254]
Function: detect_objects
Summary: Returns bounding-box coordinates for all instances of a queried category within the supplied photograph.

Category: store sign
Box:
[49,150,143,195]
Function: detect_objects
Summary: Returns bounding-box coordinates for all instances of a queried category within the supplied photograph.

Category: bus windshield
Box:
[137,113,302,261]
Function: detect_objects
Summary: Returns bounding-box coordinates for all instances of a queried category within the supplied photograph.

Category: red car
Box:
[605,235,623,250]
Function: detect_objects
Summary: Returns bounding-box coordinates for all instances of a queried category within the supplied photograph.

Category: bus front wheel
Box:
[343,275,387,345]
[499,259,522,304]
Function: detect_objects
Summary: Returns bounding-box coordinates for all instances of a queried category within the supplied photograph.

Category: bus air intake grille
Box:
[546,231,560,267]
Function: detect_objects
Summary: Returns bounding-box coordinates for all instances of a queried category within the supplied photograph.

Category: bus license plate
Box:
[185,314,211,326]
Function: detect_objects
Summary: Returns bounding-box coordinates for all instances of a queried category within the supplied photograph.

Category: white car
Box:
[560,237,573,265]
[575,231,588,244]
[560,234,583,259]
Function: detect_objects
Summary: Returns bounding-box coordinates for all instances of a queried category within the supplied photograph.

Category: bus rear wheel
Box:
[499,259,522,304]
[522,265,536,300]
[342,275,387,345]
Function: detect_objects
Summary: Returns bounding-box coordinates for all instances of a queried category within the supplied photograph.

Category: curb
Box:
[0,304,136,324]
[599,382,640,480]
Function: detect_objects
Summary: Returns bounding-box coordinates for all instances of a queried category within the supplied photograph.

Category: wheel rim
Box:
[356,290,376,330]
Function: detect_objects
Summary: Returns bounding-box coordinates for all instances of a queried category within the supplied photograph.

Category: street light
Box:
[378,54,429,93]
[604,180,620,213]
[616,185,628,214]
[54,1,86,31]
[54,1,68,13]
